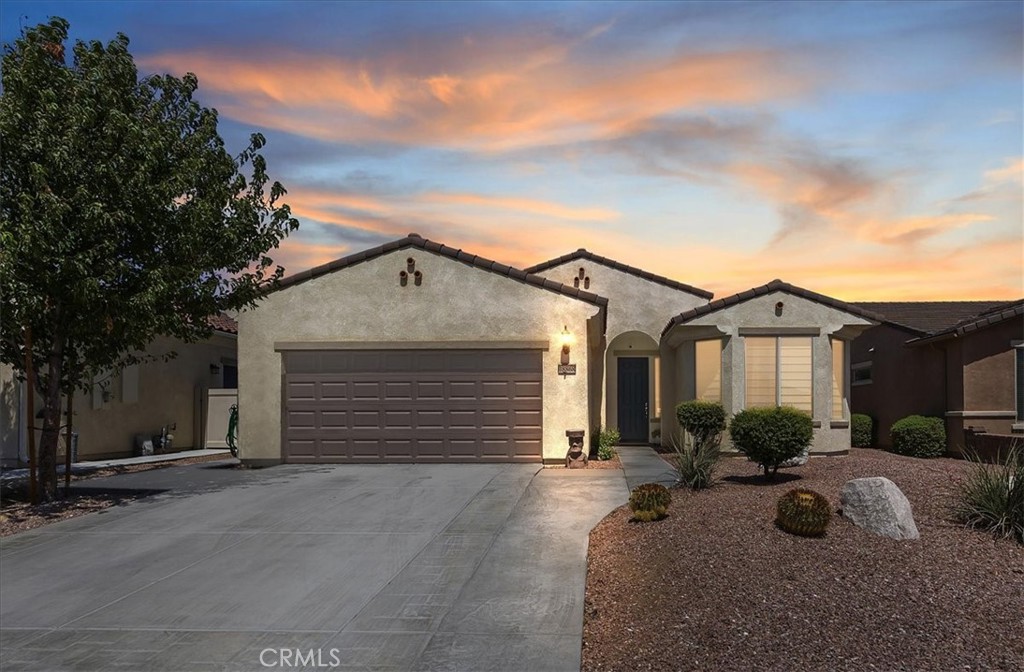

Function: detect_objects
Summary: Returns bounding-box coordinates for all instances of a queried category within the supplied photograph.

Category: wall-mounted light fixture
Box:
[559,325,573,365]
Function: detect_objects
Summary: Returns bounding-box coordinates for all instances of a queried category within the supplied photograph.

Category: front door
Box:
[617,357,649,443]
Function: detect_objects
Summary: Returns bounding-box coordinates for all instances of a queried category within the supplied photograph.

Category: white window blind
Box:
[744,336,813,413]
[694,339,723,402]
[744,337,777,408]
[831,339,846,420]
[780,338,813,413]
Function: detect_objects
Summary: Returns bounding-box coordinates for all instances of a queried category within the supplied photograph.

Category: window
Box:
[851,361,872,385]
[745,336,813,413]
[1016,347,1024,422]
[831,339,846,420]
[694,339,723,402]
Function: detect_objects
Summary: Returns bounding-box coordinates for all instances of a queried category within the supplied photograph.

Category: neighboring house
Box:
[237,233,879,465]
[0,316,239,467]
[850,300,1023,454]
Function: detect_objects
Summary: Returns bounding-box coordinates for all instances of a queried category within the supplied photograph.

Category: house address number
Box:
[558,364,577,376]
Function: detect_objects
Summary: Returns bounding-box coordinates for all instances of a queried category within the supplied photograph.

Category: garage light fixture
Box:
[559,326,573,364]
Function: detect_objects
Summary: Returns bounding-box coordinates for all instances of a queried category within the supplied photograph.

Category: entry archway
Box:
[604,331,660,443]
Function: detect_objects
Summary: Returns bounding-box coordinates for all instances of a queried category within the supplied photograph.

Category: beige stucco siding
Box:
[662,291,874,454]
[238,249,602,463]
[535,259,708,440]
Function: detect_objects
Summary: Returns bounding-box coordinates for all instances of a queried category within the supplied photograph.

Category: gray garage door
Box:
[282,349,543,463]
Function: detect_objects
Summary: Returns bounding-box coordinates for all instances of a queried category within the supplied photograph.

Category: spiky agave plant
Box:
[629,483,671,522]
[776,488,832,537]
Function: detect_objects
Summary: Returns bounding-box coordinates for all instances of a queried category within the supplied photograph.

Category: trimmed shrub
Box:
[671,432,720,490]
[851,413,873,448]
[729,406,814,477]
[628,483,671,522]
[597,427,620,461]
[951,442,1023,544]
[889,415,945,458]
[675,400,727,450]
[776,488,832,537]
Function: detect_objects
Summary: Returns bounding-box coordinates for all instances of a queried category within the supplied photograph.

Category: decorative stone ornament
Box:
[565,429,588,468]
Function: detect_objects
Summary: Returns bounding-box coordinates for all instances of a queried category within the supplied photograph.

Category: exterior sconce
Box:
[775,301,784,316]
[559,325,572,365]
[414,270,423,286]
[399,270,409,286]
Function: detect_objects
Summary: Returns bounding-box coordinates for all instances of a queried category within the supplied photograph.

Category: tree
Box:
[0,18,299,501]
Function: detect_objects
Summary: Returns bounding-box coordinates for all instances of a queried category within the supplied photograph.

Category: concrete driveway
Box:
[0,460,627,671]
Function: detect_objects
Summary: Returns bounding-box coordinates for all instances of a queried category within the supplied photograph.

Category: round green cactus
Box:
[629,483,671,522]
[775,488,832,537]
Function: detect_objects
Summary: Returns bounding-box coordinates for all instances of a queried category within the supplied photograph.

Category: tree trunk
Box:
[24,328,38,505]
[36,334,65,502]
[63,384,74,496]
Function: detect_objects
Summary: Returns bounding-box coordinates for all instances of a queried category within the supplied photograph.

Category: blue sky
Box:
[2,0,1021,299]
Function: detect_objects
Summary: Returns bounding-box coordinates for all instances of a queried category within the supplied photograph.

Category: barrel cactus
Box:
[629,483,671,522]
[775,488,832,537]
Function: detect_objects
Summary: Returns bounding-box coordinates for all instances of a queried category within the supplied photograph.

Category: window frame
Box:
[830,337,848,421]
[851,360,873,386]
[694,338,724,403]
[743,335,814,414]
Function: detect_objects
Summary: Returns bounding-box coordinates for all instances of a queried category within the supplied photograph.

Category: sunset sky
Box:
[3,1,1022,300]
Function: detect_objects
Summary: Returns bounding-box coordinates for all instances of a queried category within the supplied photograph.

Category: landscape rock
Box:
[840,477,919,540]
[779,448,809,468]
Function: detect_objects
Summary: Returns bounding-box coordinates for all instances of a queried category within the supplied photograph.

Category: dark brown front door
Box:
[282,349,543,463]
[617,357,649,443]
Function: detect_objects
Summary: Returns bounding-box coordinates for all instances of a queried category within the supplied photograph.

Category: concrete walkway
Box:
[0,461,627,671]
[616,445,678,490]
[0,449,232,482]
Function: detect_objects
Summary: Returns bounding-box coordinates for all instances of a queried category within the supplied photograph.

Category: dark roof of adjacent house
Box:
[208,313,238,334]
[273,233,609,308]
[906,299,1023,345]
[523,249,714,299]
[662,279,884,337]
[849,301,1010,335]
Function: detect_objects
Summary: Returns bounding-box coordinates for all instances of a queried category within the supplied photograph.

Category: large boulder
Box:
[840,477,919,540]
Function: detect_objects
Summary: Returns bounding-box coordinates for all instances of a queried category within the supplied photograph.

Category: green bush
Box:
[776,488,832,537]
[728,406,814,477]
[851,413,873,448]
[675,400,727,450]
[597,427,619,461]
[951,443,1023,545]
[671,432,720,490]
[628,483,671,522]
[889,415,945,458]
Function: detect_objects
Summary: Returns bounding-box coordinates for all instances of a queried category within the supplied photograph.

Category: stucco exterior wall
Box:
[238,249,602,463]
[534,259,708,439]
[0,363,22,468]
[849,324,946,449]
[662,291,874,455]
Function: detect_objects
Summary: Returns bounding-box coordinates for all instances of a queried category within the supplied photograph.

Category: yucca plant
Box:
[629,483,671,522]
[775,488,832,537]
[951,442,1024,545]
[671,431,720,490]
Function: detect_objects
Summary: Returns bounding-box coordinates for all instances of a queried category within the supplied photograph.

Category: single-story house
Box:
[237,234,880,465]
[850,300,1024,454]
[0,316,239,467]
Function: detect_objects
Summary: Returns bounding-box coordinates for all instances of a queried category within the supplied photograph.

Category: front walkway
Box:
[616,445,678,489]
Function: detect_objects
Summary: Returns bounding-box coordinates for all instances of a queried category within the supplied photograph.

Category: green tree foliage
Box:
[0,18,299,500]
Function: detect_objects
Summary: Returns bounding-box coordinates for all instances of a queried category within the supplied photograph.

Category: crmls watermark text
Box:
[259,648,342,668]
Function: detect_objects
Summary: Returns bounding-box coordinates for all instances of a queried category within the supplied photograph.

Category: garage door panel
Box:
[283,349,542,463]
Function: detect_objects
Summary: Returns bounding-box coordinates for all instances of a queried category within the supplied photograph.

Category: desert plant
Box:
[728,406,814,477]
[675,400,727,451]
[597,427,620,461]
[851,413,873,448]
[951,442,1024,544]
[889,415,945,458]
[671,432,720,490]
[628,483,671,522]
[776,488,832,537]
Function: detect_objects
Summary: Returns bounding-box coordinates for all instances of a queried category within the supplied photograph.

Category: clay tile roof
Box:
[523,249,713,299]
[207,313,238,334]
[272,234,609,308]
[906,299,1023,345]
[662,279,884,337]
[849,301,1011,335]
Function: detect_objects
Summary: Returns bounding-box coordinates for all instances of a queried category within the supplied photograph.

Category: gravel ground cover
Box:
[0,453,232,537]
[582,448,1024,671]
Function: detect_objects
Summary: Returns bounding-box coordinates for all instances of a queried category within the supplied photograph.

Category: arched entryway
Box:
[605,331,660,443]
